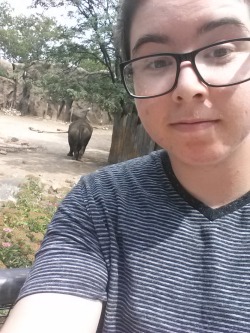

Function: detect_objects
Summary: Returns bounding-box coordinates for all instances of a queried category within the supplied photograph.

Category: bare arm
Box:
[1,293,102,333]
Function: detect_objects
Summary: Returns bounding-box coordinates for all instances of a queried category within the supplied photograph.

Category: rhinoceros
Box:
[67,119,93,161]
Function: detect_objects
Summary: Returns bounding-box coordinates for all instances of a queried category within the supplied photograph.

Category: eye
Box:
[145,56,174,71]
[150,57,173,69]
[202,44,236,60]
[211,47,234,58]
[151,59,169,68]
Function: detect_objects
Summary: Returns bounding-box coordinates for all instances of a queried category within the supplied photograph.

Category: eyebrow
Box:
[131,17,249,57]
[131,34,170,56]
[198,17,249,35]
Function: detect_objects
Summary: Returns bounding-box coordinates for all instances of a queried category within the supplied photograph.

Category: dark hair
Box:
[115,0,143,61]
[115,0,250,61]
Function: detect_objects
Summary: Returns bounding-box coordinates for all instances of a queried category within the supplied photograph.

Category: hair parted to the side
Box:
[115,0,143,61]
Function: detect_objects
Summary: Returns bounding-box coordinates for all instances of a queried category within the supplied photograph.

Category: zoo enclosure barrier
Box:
[0,267,30,327]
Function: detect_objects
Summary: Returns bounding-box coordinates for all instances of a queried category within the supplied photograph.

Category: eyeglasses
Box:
[120,38,250,99]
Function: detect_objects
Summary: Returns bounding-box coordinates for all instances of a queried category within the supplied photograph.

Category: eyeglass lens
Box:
[123,39,250,98]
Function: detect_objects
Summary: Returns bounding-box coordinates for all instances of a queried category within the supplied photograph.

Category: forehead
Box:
[130,0,250,54]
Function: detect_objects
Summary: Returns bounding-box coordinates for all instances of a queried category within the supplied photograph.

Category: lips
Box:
[171,118,216,124]
[170,119,219,132]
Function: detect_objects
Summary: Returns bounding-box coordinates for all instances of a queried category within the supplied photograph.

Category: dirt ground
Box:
[0,112,113,194]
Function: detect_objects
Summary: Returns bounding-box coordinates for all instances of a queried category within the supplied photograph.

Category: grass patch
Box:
[0,175,71,268]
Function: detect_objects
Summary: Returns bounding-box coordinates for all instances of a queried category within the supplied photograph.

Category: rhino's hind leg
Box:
[74,150,80,160]
[67,143,74,156]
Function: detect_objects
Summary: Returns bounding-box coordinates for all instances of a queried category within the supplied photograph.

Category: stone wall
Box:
[0,59,112,125]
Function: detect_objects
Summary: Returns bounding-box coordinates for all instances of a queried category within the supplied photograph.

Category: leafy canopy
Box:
[31,0,132,114]
[0,1,63,63]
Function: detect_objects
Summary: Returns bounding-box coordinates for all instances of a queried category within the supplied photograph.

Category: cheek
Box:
[135,95,169,120]
[135,99,151,118]
[135,99,169,145]
[221,86,250,123]
[222,82,250,106]
[136,99,162,131]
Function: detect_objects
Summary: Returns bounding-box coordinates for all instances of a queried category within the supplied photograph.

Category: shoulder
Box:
[63,149,173,214]
[63,150,170,208]
[82,150,166,188]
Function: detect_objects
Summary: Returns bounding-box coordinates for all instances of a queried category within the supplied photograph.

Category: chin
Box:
[169,146,231,168]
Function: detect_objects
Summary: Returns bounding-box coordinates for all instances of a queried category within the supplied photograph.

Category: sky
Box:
[1,0,71,22]
[4,0,35,15]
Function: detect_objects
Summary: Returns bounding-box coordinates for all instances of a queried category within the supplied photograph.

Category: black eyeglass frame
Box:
[120,37,250,99]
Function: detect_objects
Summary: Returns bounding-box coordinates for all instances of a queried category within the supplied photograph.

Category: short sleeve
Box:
[18,180,108,302]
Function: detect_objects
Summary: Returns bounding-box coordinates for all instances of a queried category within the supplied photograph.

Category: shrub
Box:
[0,175,70,268]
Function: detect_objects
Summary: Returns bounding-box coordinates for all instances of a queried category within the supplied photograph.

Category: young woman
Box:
[2,0,250,332]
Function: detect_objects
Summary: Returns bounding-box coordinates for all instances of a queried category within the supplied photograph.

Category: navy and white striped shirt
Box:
[19,150,250,332]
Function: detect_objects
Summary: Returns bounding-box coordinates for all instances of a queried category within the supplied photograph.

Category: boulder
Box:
[0,58,13,78]
[0,59,112,125]
[0,77,15,109]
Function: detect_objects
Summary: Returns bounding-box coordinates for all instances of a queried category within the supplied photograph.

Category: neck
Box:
[169,148,250,209]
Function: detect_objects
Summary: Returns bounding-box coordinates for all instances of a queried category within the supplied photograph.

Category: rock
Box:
[0,58,13,77]
[0,78,15,110]
[11,137,19,142]
[48,184,59,193]
[0,150,7,155]
[2,108,21,116]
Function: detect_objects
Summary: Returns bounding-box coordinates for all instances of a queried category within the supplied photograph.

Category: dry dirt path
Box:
[0,113,112,199]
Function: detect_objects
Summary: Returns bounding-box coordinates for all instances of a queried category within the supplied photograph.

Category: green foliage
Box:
[0,176,69,268]
[84,75,129,114]
[0,0,128,116]
[0,243,32,268]
[31,0,126,114]
[38,64,86,102]
[0,2,64,63]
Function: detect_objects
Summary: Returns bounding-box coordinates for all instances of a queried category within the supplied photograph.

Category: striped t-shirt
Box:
[19,150,250,332]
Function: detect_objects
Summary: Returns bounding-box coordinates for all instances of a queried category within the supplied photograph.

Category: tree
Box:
[31,0,131,113]
[31,0,156,163]
[0,2,63,63]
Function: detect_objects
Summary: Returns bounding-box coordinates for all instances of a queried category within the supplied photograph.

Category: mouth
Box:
[170,119,219,132]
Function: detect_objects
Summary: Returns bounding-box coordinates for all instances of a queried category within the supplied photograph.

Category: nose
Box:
[172,62,208,103]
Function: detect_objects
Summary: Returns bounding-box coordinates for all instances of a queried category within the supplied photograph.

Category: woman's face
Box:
[130,0,250,167]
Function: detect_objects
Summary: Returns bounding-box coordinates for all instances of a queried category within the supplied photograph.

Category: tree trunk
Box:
[108,112,160,164]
